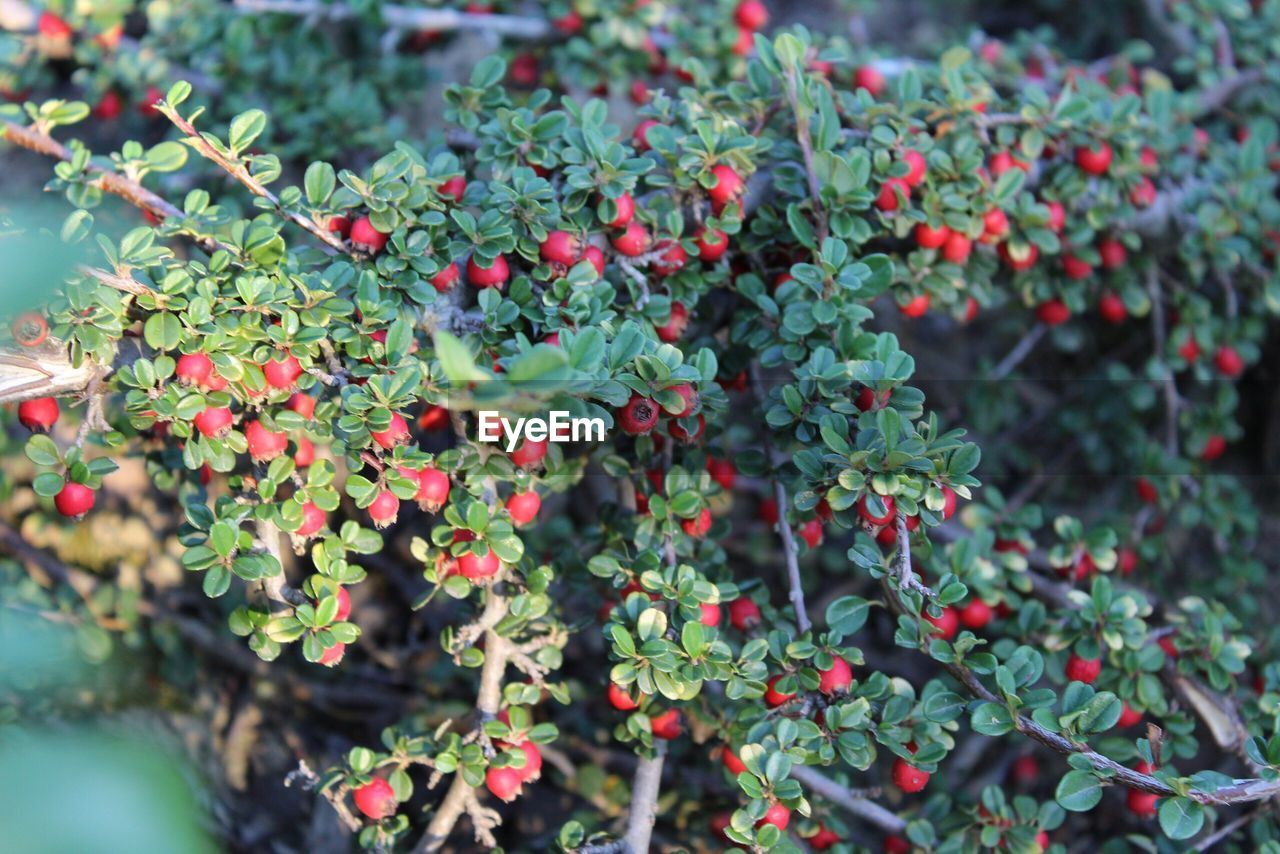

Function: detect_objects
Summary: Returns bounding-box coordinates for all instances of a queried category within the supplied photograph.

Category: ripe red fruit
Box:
[884,836,912,854]
[939,484,958,520]
[1065,653,1102,684]
[809,824,841,851]
[611,221,651,257]
[350,216,389,253]
[700,602,722,626]
[467,253,510,289]
[1061,254,1093,280]
[706,164,746,214]
[722,745,747,775]
[1214,345,1244,378]
[707,457,736,490]
[1127,787,1158,818]
[138,87,164,117]
[286,393,316,419]
[681,507,713,538]
[1117,702,1143,728]
[1130,177,1157,207]
[797,518,823,548]
[655,303,690,343]
[650,708,682,739]
[18,397,59,432]
[999,241,1038,271]
[327,215,351,237]
[1045,200,1066,233]
[54,482,96,518]
[958,599,993,629]
[1200,434,1227,461]
[1011,754,1039,786]
[1098,238,1127,269]
[875,177,910,212]
[735,0,768,30]
[486,764,524,802]
[651,240,688,276]
[693,227,729,262]
[439,175,467,202]
[297,502,326,538]
[416,467,451,512]
[510,438,548,468]
[540,230,581,266]
[925,606,959,640]
[1136,477,1158,504]
[619,394,659,435]
[353,777,397,820]
[194,407,234,438]
[1075,142,1114,175]
[632,119,660,152]
[11,312,49,347]
[942,232,972,264]
[1099,291,1127,325]
[756,803,790,831]
[608,682,640,711]
[458,546,501,580]
[94,90,123,120]
[892,757,930,793]
[263,354,303,389]
[293,437,315,468]
[510,52,539,86]
[854,65,886,98]
[981,208,1010,243]
[902,150,927,187]
[371,412,410,449]
[368,491,400,529]
[728,597,761,631]
[915,222,950,249]
[818,657,853,694]
[37,12,73,38]
[176,353,215,387]
[430,261,460,292]
[510,741,542,782]
[668,383,699,418]
[899,294,930,318]
[507,491,541,526]
[582,246,606,277]
[1119,547,1139,576]
[989,150,1029,177]
[603,192,635,228]
[1035,830,1050,851]
[764,674,796,708]
[318,640,345,666]
[857,493,896,526]
[245,420,288,463]
[1035,299,1071,326]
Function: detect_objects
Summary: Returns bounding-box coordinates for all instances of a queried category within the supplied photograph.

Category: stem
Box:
[783,68,829,247]
[990,323,1047,381]
[622,741,667,854]
[790,766,906,834]
[232,0,551,38]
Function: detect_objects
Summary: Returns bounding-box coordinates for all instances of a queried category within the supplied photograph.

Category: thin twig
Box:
[990,324,1047,381]
[233,0,551,38]
[622,741,667,853]
[790,766,906,834]
[783,67,829,247]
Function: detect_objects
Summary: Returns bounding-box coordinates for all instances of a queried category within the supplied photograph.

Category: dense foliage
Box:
[2,1,1280,852]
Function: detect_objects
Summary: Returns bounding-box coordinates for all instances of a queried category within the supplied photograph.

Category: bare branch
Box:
[623,742,667,854]
[790,765,907,834]
[990,323,1047,381]
[232,0,551,38]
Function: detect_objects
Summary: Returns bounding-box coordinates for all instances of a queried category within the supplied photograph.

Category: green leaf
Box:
[825,596,869,636]
[304,161,337,206]
[228,109,267,152]
[433,330,488,383]
[1055,770,1103,812]
[1158,798,1203,840]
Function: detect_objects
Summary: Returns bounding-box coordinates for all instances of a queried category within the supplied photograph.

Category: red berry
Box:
[989,150,1029,177]
[350,216,389,253]
[297,502,326,538]
[1127,787,1159,818]
[884,836,912,854]
[11,312,48,347]
[668,383,699,418]
[810,825,841,851]
[854,65,886,98]
[430,261,460,292]
[1045,200,1066,233]
[540,230,581,266]
[982,208,1010,242]
[370,412,410,449]
[439,175,467,203]
[619,394,659,435]
[194,407,234,438]
[1117,702,1143,728]
[650,708,682,739]
[138,86,163,117]
[54,482,95,518]
[999,241,1038,271]
[707,164,745,214]
[728,597,761,631]
[1011,754,1039,786]
[1065,653,1102,684]
[764,674,796,708]
[416,467,451,512]
[1136,477,1158,504]
[353,777,397,820]
[467,253,510,289]
[368,491,400,529]
[582,246,606,278]
[1130,177,1157,207]
[1036,299,1071,326]
[902,150,927,187]
[263,354,303,389]
[915,222,950,249]
[876,177,910,212]
[939,484,958,520]
[18,397,59,432]
[507,491,541,526]
[1200,434,1227,461]
[1214,345,1244,378]
[1075,142,1113,175]
[38,12,73,38]
[707,457,736,490]
[693,227,729,262]
[1061,254,1093,280]
[797,518,823,548]
[734,0,768,30]
[1099,291,1127,324]
[756,803,790,831]
[603,193,635,228]
[458,546,501,580]
[510,741,542,782]
[632,120,660,152]
[510,52,539,86]
[327,215,351,237]
[857,493,895,526]
[1119,547,1139,576]
[94,90,123,120]
[510,438,548,468]
[942,232,973,264]
[1098,238,1127,269]
[287,392,316,419]
[722,745,747,775]
[651,239,688,276]
[1159,636,1179,658]
[176,353,215,387]
[485,765,524,802]
[608,682,640,711]
[818,657,853,694]
[681,507,713,538]
[899,294,930,318]
[700,602,722,626]
[656,303,690,342]
[245,420,288,463]
[925,606,959,640]
[553,10,583,33]
[892,757,930,793]
[958,599,993,629]
[293,437,315,468]
[611,222,651,257]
